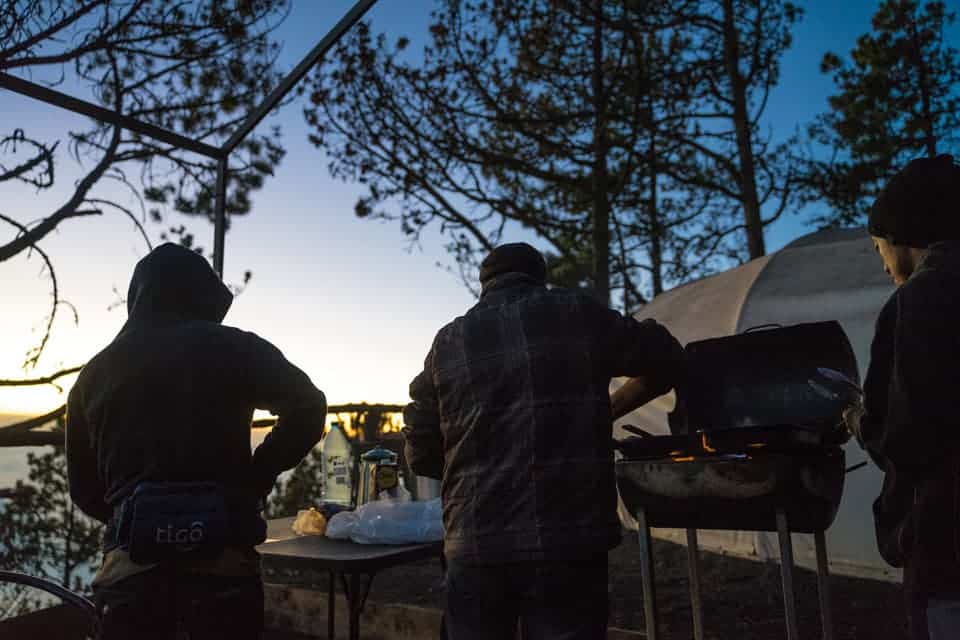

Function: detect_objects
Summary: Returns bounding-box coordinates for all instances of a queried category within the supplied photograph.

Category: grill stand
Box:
[636,508,659,639]
[815,529,835,640]
[686,528,704,640]
[635,507,835,640]
[776,508,800,640]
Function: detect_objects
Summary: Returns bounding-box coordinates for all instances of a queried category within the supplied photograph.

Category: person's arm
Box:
[65,383,112,523]
[848,294,898,466]
[881,273,958,470]
[402,349,443,479]
[247,334,327,499]
[601,309,685,418]
[611,376,663,421]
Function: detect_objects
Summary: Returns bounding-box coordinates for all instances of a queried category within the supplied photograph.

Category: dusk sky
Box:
[3,1,953,417]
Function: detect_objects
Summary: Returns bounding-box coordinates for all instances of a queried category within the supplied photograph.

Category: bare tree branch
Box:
[0,366,83,389]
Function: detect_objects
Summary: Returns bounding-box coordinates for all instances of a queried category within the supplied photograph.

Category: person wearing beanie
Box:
[849,154,960,639]
[67,244,327,639]
[403,242,684,639]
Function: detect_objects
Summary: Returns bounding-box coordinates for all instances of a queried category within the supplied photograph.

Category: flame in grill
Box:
[701,432,717,453]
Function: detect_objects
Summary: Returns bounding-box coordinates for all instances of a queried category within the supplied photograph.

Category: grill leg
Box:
[637,508,659,640]
[686,528,705,640]
[815,529,835,640]
[776,508,800,640]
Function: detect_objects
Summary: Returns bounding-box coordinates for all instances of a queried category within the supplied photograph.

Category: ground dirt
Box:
[362,532,908,640]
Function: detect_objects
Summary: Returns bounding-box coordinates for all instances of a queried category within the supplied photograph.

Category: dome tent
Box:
[614,227,899,582]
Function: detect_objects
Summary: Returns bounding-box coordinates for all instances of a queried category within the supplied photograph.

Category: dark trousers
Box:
[94,568,263,640]
[445,554,608,640]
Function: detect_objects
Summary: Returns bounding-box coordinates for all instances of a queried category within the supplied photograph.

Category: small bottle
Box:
[321,422,353,507]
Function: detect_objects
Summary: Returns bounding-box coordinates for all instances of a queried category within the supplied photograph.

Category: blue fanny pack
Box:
[111,482,231,564]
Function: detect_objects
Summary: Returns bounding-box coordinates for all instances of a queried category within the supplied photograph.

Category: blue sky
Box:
[2,1,954,416]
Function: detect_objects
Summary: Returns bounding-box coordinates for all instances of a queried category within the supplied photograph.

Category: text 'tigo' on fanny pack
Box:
[111,482,230,564]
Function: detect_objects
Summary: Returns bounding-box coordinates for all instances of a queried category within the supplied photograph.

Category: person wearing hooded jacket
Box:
[846,154,960,640]
[402,242,684,640]
[66,243,327,639]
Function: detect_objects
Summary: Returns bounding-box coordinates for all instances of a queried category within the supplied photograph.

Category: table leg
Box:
[440,554,449,640]
[637,508,659,640]
[776,508,800,640]
[349,573,362,640]
[686,528,704,640]
[815,529,834,640]
[328,570,336,640]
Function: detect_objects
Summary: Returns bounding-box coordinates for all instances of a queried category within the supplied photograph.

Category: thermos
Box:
[357,446,400,505]
[414,476,441,501]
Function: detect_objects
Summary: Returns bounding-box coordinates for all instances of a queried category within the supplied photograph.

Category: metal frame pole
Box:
[0,0,381,281]
[0,73,222,159]
[222,0,379,154]
[214,157,228,277]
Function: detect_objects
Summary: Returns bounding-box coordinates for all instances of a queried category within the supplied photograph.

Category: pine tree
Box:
[805,0,960,226]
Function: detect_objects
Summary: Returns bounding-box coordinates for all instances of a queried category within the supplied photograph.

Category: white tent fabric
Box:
[614,227,900,582]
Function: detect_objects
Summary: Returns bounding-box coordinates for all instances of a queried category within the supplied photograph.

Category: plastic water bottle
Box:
[321,422,353,507]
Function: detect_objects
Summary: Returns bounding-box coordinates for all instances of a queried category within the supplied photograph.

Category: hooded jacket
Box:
[66,244,326,532]
[861,241,960,597]
[403,273,684,563]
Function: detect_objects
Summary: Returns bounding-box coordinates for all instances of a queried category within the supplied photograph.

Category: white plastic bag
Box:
[325,509,360,540]
[349,497,443,545]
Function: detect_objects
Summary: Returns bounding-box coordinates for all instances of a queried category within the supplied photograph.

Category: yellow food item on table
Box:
[292,507,328,536]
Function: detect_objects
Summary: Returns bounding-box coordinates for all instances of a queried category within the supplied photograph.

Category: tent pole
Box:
[214,157,227,278]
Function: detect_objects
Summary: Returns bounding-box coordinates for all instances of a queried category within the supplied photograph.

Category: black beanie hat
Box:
[868,154,960,248]
[479,242,547,284]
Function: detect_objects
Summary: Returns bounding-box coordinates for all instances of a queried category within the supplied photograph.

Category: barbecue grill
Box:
[614,321,860,640]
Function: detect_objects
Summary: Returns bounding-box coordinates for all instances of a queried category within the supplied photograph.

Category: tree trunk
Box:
[591,0,611,305]
[648,130,664,296]
[904,8,938,157]
[63,499,74,588]
[721,0,765,259]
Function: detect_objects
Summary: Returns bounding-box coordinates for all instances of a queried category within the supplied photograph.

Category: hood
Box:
[125,243,233,325]
[480,272,545,297]
[916,240,960,279]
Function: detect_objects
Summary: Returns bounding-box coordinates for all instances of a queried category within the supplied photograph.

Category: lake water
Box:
[0,416,275,491]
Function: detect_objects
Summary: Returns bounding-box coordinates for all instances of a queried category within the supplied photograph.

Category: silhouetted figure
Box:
[66,243,326,640]
[848,154,960,640]
[403,242,683,640]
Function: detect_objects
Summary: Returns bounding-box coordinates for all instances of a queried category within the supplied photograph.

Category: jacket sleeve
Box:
[858,293,898,468]
[600,308,685,397]
[402,348,443,480]
[65,383,112,523]
[247,334,327,498]
[881,272,958,471]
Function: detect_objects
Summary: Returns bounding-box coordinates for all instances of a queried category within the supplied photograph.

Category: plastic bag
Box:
[324,498,443,544]
[351,497,443,545]
[325,509,359,540]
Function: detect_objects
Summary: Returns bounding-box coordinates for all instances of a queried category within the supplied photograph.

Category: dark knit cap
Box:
[868,154,960,248]
[479,242,547,284]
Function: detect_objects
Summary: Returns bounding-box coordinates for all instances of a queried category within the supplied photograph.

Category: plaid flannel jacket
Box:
[403,272,684,563]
